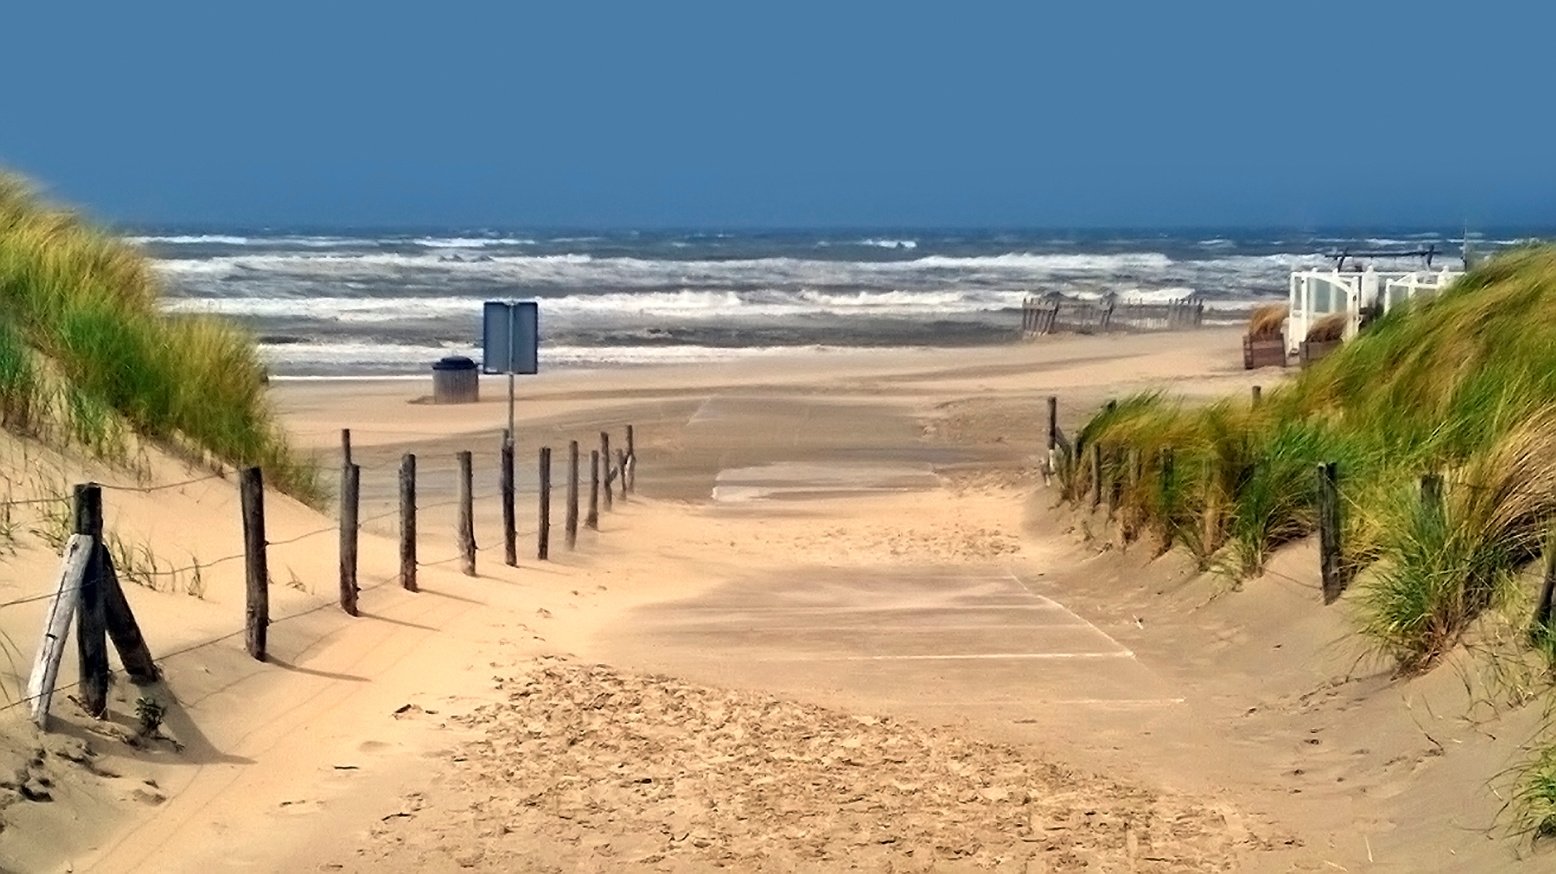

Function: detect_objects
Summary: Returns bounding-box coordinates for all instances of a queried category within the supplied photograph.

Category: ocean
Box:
[135,228,1542,378]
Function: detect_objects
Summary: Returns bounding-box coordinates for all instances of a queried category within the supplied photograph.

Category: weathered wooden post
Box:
[457,450,476,577]
[341,428,352,467]
[73,484,108,718]
[339,463,360,616]
[616,449,629,501]
[566,440,580,549]
[1105,447,1121,517]
[1537,548,1556,636]
[1534,513,1556,635]
[26,535,93,729]
[500,436,517,567]
[538,447,552,561]
[1251,385,1263,407]
[400,453,417,592]
[1090,443,1103,509]
[240,467,268,662]
[1202,458,1221,557]
[587,450,600,530]
[1317,461,1343,604]
[1420,472,1444,517]
[625,425,636,493]
[1045,396,1059,487]
[601,432,614,512]
[99,550,157,684]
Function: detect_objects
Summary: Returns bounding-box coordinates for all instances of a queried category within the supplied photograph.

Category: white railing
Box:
[1382,269,1463,314]
[1286,268,1463,354]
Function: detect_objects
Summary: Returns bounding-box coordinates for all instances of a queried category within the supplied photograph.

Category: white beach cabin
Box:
[1286,266,1463,356]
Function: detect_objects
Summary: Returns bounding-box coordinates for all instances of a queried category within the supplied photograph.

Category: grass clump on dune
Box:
[1065,245,1556,841]
[1304,312,1347,343]
[1067,245,1556,670]
[1515,743,1556,841]
[1361,410,1556,670]
[0,171,318,502]
[1246,303,1287,339]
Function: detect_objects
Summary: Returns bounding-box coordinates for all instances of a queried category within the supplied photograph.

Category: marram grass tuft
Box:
[0,170,319,502]
[1068,246,1556,670]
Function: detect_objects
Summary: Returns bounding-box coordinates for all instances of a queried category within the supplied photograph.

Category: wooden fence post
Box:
[538,447,552,561]
[587,450,600,530]
[1202,458,1220,557]
[339,463,360,616]
[457,451,475,577]
[1317,461,1343,604]
[400,453,417,592]
[1105,448,1121,516]
[626,425,636,493]
[1537,548,1556,637]
[1420,472,1444,517]
[600,432,614,512]
[341,428,352,467]
[566,440,580,549]
[1251,385,1263,407]
[1158,446,1175,544]
[25,535,93,729]
[73,484,108,718]
[500,436,517,567]
[240,467,268,662]
[99,549,158,684]
[1533,491,1556,634]
[616,449,629,501]
[1046,396,1058,452]
[1127,447,1142,490]
[1090,443,1103,509]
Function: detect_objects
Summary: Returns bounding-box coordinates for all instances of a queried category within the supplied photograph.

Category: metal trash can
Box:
[431,356,479,404]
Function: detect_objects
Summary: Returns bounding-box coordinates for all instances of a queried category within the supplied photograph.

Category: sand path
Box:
[5,332,1305,871]
[274,347,1266,871]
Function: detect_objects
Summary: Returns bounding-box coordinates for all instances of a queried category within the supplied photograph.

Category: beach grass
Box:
[1065,245,1556,670]
[1304,312,1347,343]
[1057,247,1556,833]
[1515,742,1556,840]
[1246,303,1287,339]
[0,171,319,501]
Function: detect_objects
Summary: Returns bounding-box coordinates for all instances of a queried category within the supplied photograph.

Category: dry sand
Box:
[0,327,1548,872]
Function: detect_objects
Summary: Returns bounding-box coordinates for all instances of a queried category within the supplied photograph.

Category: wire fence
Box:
[6,423,641,729]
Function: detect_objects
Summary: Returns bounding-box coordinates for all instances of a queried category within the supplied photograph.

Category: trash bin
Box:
[431,356,479,404]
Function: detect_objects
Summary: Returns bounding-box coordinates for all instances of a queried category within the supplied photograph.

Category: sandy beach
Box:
[0,328,1545,872]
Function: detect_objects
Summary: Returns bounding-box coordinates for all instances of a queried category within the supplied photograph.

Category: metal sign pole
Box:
[506,305,516,446]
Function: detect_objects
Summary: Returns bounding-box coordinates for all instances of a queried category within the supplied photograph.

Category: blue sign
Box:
[482,300,539,375]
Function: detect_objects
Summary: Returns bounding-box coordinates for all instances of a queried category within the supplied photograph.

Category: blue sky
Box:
[1,1,1551,229]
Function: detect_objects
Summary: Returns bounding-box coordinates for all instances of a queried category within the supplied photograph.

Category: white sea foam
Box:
[1099,286,1200,303]
[165,287,1033,322]
[409,236,537,248]
[857,238,918,249]
[128,234,253,246]
[130,234,375,248]
[151,251,1179,294]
